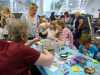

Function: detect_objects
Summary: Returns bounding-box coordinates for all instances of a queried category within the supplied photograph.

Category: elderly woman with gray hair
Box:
[0,19,53,75]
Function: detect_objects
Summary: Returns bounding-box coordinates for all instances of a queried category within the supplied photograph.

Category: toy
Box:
[71,65,80,72]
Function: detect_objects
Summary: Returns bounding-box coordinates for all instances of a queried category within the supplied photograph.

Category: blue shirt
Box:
[79,44,98,57]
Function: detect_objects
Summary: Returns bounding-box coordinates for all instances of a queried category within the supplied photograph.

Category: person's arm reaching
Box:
[21,46,53,66]
[25,37,40,46]
[35,50,53,66]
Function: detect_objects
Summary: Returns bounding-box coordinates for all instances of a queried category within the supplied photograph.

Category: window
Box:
[10,0,34,13]
[0,0,10,10]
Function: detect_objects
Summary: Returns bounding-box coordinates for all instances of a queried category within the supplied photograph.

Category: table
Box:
[31,39,100,75]
[38,53,100,75]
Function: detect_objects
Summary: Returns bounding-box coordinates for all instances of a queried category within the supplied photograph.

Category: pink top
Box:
[59,28,75,49]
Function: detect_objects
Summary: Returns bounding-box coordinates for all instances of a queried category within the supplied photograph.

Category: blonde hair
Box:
[7,19,28,42]
[50,20,57,30]
[40,16,46,23]
[2,7,11,14]
[56,20,65,28]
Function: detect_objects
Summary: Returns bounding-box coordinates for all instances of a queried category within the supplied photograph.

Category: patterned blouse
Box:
[59,27,74,49]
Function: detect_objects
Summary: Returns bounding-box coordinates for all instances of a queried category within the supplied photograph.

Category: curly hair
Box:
[7,19,28,42]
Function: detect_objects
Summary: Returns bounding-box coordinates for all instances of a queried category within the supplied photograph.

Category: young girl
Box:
[39,16,49,38]
[79,36,98,58]
[55,20,75,49]
[46,20,58,40]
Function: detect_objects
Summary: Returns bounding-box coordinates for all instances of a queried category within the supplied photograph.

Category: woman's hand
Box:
[25,37,40,46]
[33,37,40,42]
[35,50,54,66]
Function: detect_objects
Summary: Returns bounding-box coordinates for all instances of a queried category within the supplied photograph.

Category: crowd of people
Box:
[0,3,100,75]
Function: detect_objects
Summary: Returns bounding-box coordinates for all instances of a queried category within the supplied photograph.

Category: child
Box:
[39,17,48,38]
[46,20,58,40]
[55,20,75,49]
[79,36,98,58]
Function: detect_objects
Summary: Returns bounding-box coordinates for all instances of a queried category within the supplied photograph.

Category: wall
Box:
[86,0,100,18]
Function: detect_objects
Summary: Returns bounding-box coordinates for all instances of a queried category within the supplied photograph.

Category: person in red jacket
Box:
[0,19,53,75]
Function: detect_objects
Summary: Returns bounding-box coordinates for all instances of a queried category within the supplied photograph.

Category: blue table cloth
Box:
[37,50,100,75]
[31,40,100,75]
[38,59,100,75]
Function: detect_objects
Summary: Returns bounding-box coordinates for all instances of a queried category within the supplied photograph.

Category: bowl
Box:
[84,67,95,74]
[60,54,68,60]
